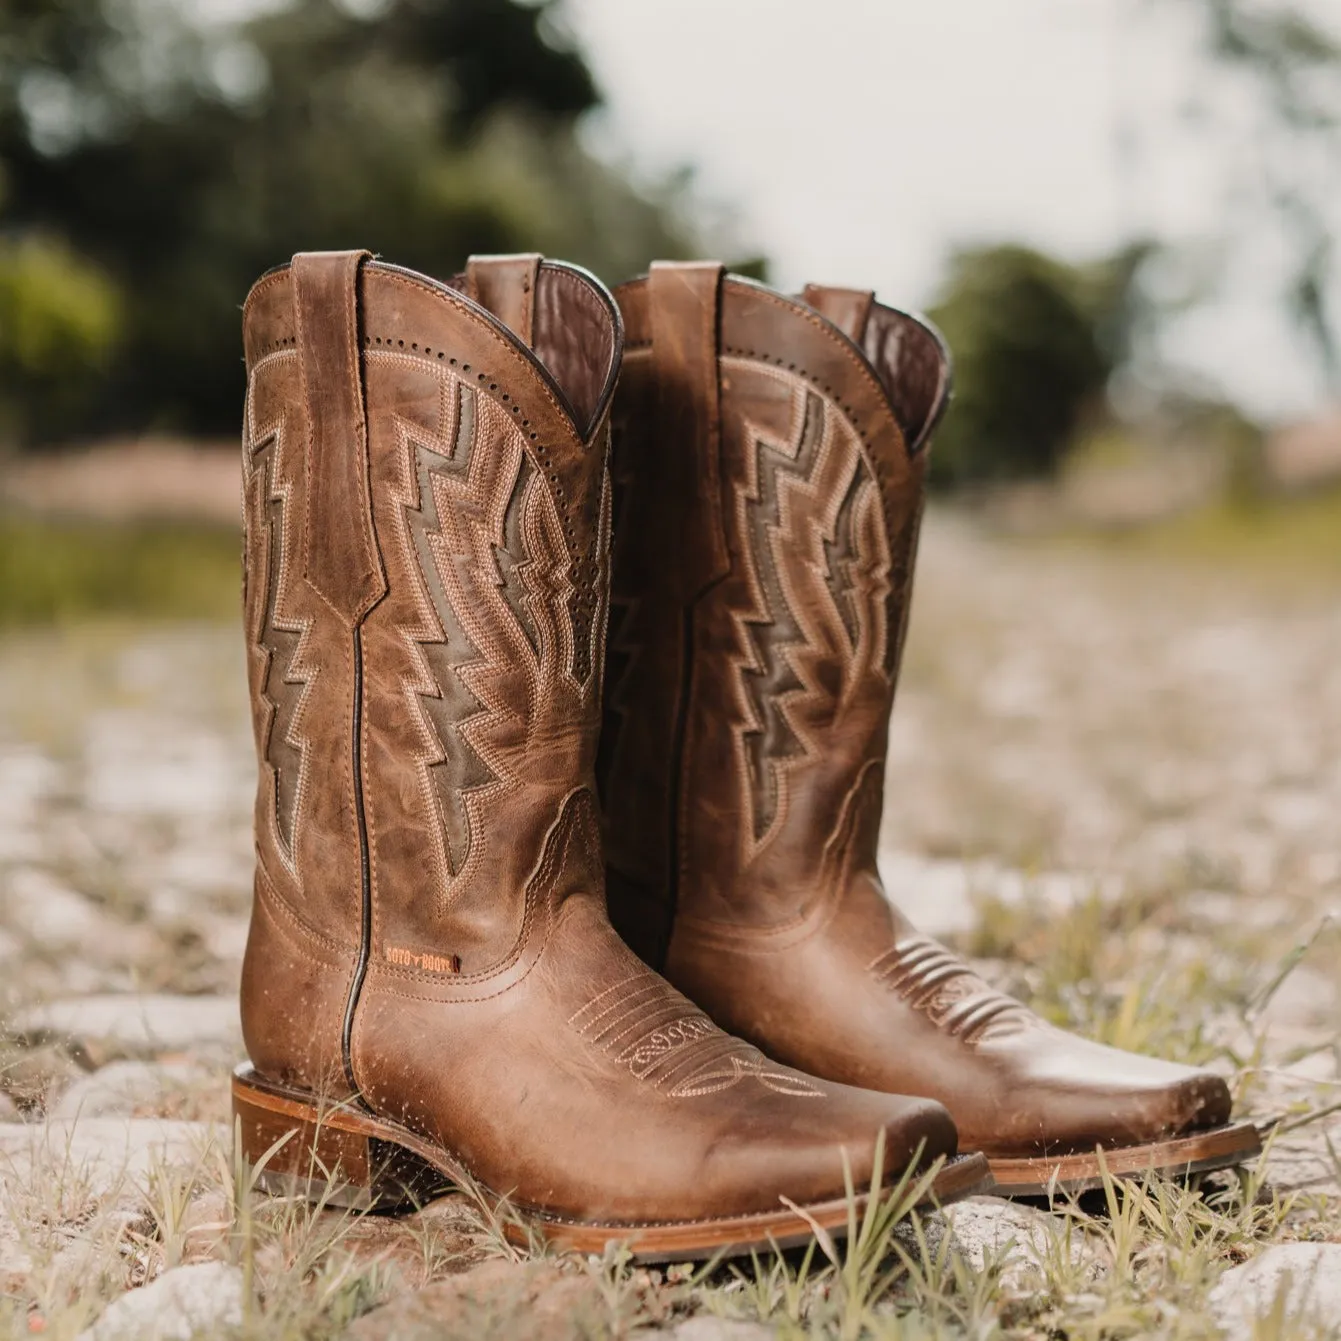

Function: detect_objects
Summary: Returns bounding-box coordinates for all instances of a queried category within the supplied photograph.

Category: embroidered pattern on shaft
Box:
[869,936,1036,1045]
[246,410,316,873]
[570,974,823,1098]
[387,361,609,903]
[723,362,892,847]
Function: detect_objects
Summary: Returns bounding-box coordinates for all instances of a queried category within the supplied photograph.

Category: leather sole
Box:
[987,1120,1262,1197]
[232,1065,993,1262]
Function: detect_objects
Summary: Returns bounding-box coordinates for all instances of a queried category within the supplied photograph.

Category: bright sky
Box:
[196,0,1338,420]
[563,0,1340,421]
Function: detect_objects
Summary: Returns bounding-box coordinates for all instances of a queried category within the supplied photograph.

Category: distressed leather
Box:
[238,252,960,1226]
[600,266,1234,1158]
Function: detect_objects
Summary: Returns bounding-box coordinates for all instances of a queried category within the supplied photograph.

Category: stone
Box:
[50,1060,211,1121]
[4,868,104,947]
[941,1197,1100,1291]
[342,1259,606,1341]
[16,994,240,1057]
[651,1320,777,1341]
[0,1118,224,1207]
[76,1261,246,1341]
[1209,1243,1341,1340]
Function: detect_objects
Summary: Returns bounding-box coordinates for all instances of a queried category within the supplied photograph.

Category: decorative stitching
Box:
[569,973,824,1100]
[719,361,891,852]
[253,857,352,962]
[245,393,316,879]
[356,788,588,999]
[869,936,1036,1045]
[368,350,605,912]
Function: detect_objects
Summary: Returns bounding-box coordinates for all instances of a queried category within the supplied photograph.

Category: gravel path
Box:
[1,509,1338,1337]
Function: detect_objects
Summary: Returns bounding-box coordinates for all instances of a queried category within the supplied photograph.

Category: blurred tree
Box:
[0,233,120,442]
[1170,0,1341,388]
[0,0,697,445]
[927,243,1149,488]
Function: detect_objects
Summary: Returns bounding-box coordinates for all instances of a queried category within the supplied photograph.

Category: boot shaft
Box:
[240,253,621,1085]
[599,265,949,965]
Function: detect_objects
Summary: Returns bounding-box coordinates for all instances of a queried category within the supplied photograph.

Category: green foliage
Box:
[0,233,121,441]
[0,515,240,623]
[0,0,697,446]
[927,242,1148,489]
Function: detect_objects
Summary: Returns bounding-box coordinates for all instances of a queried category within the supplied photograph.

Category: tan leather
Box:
[238,252,962,1229]
[465,253,541,346]
[600,267,1235,1159]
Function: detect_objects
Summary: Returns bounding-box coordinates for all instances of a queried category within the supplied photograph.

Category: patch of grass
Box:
[960,884,1261,1070]
[1078,485,1341,574]
[0,513,241,624]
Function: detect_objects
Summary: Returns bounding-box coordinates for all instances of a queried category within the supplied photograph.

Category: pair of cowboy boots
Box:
[232,251,1259,1261]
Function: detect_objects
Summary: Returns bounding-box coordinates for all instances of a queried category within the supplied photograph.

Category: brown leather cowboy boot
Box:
[231,251,988,1260]
[599,263,1261,1196]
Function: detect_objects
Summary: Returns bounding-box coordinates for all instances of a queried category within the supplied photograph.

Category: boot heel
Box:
[232,1067,448,1212]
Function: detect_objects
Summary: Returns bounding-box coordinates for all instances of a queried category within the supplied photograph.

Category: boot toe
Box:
[976,1028,1236,1156]
[704,1083,959,1212]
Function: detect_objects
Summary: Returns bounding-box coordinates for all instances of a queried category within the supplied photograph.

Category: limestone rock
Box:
[343,1258,605,1340]
[1209,1243,1341,1340]
[16,994,239,1057]
[77,1261,246,1341]
[0,1118,223,1206]
[942,1197,1101,1291]
[651,1320,778,1341]
[50,1060,212,1120]
[4,868,105,947]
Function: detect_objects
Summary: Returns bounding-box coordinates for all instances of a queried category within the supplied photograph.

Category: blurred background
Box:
[0,0,1339,612]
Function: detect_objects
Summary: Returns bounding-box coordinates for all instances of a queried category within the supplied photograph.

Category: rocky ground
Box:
[1,509,1339,1339]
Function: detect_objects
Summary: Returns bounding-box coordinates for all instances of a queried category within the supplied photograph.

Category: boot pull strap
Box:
[291,250,387,627]
[648,260,730,592]
[801,283,875,344]
[466,253,542,346]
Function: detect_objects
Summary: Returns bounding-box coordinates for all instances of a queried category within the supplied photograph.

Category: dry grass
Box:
[1,501,1338,1337]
